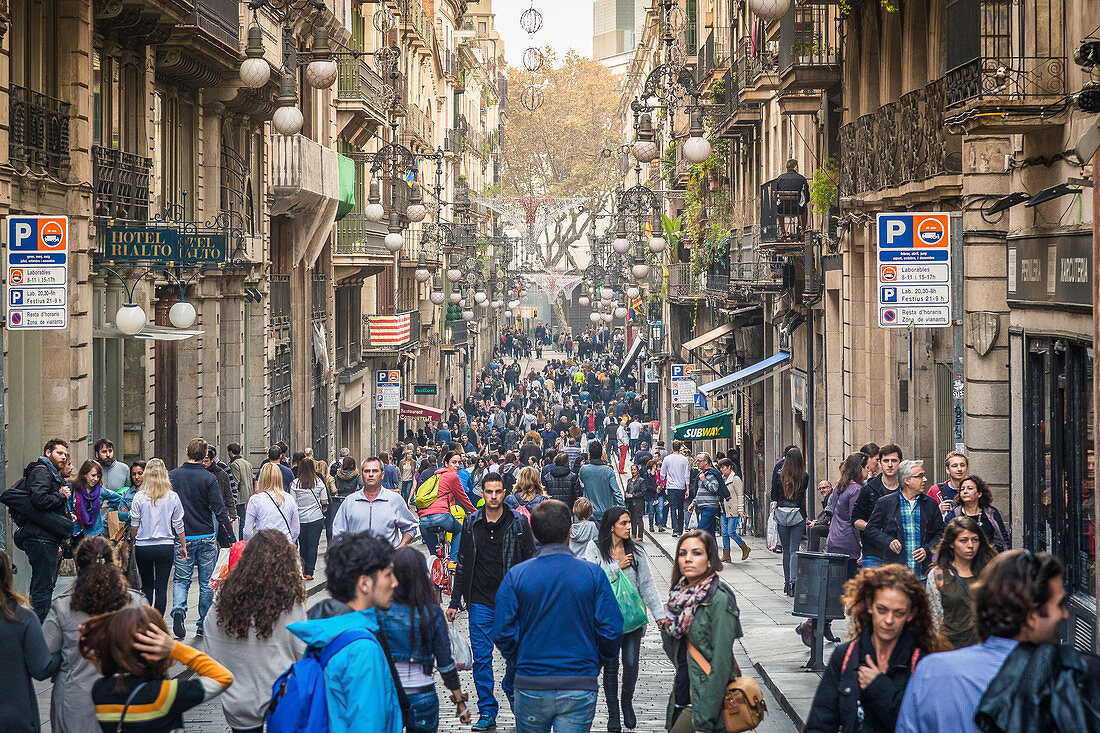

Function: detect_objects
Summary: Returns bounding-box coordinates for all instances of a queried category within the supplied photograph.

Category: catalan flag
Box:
[628,296,644,322]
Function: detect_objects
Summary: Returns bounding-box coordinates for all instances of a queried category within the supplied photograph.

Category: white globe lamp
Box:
[272,105,304,136]
[578,295,590,307]
[364,202,385,223]
[614,306,628,319]
[304,59,338,89]
[682,134,712,164]
[116,304,147,335]
[384,231,404,253]
[239,27,271,88]
[446,268,464,283]
[415,267,431,282]
[429,290,445,305]
[649,236,667,253]
[474,291,487,304]
[405,203,428,222]
[169,301,197,329]
[748,0,792,21]
[613,236,631,254]
[589,311,601,322]
[626,286,640,298]
[462,310,475,321]
[632,262,651,280]
[632,139,659,163]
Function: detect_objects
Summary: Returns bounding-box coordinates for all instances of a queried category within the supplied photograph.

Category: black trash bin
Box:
[792,551,850,671]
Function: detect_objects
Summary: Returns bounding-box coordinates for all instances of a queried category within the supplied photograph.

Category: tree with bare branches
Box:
[500,49,622,269]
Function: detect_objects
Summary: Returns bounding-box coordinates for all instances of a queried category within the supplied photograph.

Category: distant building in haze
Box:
[593,0,646,75]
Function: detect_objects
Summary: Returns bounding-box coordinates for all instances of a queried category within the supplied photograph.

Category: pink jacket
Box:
[420,468,476,517]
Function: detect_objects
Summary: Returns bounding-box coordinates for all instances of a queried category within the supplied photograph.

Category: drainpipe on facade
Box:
[803,237,817,520]
[950,213,965,454]
[1092,146,1099,639]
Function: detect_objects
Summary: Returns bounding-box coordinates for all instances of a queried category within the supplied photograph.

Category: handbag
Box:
[773,505,804,527]
[685,639,767,732]
[609,568,648,633]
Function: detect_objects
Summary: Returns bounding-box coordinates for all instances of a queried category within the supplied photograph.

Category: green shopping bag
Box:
[610,569,648,633]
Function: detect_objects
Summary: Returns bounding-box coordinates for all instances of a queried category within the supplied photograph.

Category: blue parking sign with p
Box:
[880,286,898,303]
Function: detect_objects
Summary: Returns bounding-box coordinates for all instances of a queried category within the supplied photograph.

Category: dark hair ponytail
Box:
[70,536,130,615]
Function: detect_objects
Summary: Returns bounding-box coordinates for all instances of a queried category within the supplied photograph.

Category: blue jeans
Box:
[172,536,218,631]
[667,489,686,533]
[401,480,414,503]
[696,505,720,540]
[420,513,462,562]
[469,602,515,719]
[862,555,883,568]
[649,496,667,527]
[776,522,805,589]
[721,515,745,549]
[514,689,597,733]
[405,689,440,733]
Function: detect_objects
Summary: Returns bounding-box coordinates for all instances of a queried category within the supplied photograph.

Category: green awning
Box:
[672,410,734,441]
[335,154,356,222]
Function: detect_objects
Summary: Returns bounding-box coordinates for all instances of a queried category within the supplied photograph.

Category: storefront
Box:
[1008,230,1096,652]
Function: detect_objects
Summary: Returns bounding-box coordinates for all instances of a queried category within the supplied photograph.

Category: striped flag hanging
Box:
[368,313,412,345]
[628,296,644,322]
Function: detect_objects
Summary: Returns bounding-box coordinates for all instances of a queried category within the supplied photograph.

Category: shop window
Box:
[1024,338,1095,646]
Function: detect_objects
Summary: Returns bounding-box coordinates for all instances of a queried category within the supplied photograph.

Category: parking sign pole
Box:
[950,213,964,451]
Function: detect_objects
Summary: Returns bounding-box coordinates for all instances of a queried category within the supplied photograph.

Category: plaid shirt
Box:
[900,493,922,577]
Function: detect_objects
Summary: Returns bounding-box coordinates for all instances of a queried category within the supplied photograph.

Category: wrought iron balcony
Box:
[363,309,421,351]
[445,127,466,154]
[10,86,71,178]
[401,103,435,150]
[92,145,152,220]
[697,30,731,87]
[445,318,467,346]
[336,56,389,124]
[270,274,291,326]
[711,66,762,139]
[396,0,432,48]
[778,4,841,91]
[729,254,787,299]
[737,36,780,103]
[184,0,238,49]
[335,213,391,259]
[668,262,703,301]
[942,0,1066,130]
[839,78,963,196]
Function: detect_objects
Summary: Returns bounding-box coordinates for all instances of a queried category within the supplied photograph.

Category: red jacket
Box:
[419,468,475,517]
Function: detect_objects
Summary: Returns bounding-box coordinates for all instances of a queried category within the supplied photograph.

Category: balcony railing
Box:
[364,309,421,350]
[839,78,963,196]
[270,274,291,326]
[335,213,390,258]
[10,86,71,178]
[445,127,466,154]
[185,0,238,49]
[399,0,433,46]
[668,262,702,299]
[337,56,388,116]
[943,0,1065,110]
[92,145,152,219]
[402,103,434,148]
[778,4,841,90]
[446,318,467,345]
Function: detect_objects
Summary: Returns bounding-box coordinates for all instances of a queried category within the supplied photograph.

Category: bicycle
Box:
[427,526,452,596]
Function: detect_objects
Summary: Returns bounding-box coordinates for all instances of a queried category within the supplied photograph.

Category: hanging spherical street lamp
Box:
[462,310,475,321]
[304,28,338,89]
[682,108,712,164]
[116,303,147,335]
[631,259,651,281]
[578,294,590,306]
[405,185,427,222]
[589,311,601,323]
[239,26,272,88]
[272,74,303,136]
[169,301,197,329]
[429,275,445,305]
[449,291,462,303]
[649,236,667,253]
[626,285,640,299]
[631,111,660,163]
[748,0,792,22]
[414,252,431,282]
[612,218,630,254]
[364,181,384,222]
[614,306,628,319]
[383,213,403,253]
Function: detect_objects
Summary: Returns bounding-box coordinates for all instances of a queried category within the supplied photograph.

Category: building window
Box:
[93,50,143,153]
[154,91,196,217]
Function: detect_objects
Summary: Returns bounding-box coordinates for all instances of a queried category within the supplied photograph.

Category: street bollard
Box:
[792,551,849,672]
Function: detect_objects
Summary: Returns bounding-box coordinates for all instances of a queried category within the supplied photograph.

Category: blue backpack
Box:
[266,629,369,733]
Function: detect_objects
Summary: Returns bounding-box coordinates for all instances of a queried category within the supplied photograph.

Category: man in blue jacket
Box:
[291,530,402,733]
[493,499,623,732]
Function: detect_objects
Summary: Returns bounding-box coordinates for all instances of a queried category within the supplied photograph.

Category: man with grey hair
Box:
[864,459,945,578]
[689,452,726,540]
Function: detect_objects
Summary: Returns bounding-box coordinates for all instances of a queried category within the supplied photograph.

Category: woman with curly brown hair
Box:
[805,565,944,733]
[43,535,147,732]
[203,529,306,733]
[926,516,998,649]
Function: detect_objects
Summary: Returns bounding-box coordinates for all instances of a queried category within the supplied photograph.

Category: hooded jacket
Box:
[287,608,402,733]
[543,464,581,507]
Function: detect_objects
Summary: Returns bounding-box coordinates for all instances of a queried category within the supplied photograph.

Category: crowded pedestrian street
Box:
[2,0,1099,731]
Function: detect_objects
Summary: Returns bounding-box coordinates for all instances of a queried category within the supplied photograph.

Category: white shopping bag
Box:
[766,501,779,551]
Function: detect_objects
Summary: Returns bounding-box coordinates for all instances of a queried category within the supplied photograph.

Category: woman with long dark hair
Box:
[659,530,743,733]
[205,529,306,733]
[69,459,122,541]
[805,565,945,732]
[584,506,666,731]
[770,447,809,596]
[43,536,146,732]
[927,516,998,649]
[377,546,469,732]
[0,549,59,733]
[290,457,327,580]
[949,475,1009,552]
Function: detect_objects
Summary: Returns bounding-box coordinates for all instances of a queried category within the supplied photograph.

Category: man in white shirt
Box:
[627,419,642,457]
[331,458,419,547]
[662,441,691,536]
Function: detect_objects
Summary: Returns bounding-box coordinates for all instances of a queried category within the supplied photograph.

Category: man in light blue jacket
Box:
[578,442,624,521]
[289,531,402,733]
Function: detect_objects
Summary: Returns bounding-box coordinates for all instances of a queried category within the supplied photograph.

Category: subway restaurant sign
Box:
[672,410,734,441]
[99,226,229,264]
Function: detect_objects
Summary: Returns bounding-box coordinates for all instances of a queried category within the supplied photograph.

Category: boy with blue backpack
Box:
[266,531,405,733]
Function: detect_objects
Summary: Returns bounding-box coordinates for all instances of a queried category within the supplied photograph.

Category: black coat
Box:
[975,642,1100,733]
[863,491,945,575]
[449,505,536,610]
[543,465,581,507]
[805,627,925,733]
[18,459,72,543]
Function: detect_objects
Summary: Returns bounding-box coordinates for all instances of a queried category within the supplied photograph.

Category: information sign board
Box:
[6,215,68,330]
[376,369,401,410]
[671,363,697,405]
[876,213,952,328]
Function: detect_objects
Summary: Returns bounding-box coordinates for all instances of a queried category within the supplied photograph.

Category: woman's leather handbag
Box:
[686,639,767,732]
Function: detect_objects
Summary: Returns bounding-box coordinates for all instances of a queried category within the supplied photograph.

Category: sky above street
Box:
[494,0,595,68]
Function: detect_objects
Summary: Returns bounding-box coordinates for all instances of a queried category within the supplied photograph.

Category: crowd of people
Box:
[1,326,1097,733]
